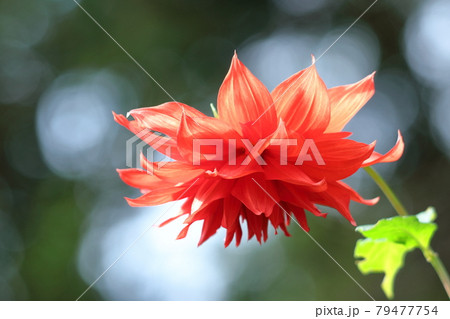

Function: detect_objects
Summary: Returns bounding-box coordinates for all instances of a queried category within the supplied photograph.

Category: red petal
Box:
[176,225,190,240]
[126,184,196,207]
[144,160,205,183]
[284,203,310,232]
[128,102,206,138]
[337,181,379,206]
[235,222,243,246]
[223,199,243,247]
[278,182,327,218]
[300,136,375,181]
[309,182,358,226]
[117,168,167,190]
[113,112,182,161]
[197,201,223,246]
[217,52,277,137]
[268,205,283,233]
[224,227,236,248]
[245,212,269,243]
[231,175,279,216]
[222,196,242,228]
[363,130,404,166]
[160,196,194,227]
[325,73,375,133]
[271,62,330,134]
[263,156,327,191]
[177,113,242,165]
[217,153,264,179]
[192,178,236,214]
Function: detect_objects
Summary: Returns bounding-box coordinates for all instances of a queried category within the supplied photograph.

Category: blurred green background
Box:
[0,0,449,300]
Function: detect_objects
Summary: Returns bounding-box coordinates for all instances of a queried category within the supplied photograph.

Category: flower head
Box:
[114,53,404,246]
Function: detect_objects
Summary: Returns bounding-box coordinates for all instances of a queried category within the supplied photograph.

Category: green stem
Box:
[364,166,450,299]
[423,248,450,298]
[363,166,408,216]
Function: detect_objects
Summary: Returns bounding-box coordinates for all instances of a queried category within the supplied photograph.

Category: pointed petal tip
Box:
[313,179,328,191]
[365,71,376,84]
[369,196,380,205]
[125,195,151,207]
[177,225,190,240]
[231,51,239,65]
[368,140,377,152]
[124,197,133,206]
[325,73,377,132]
[357,196,380,206]
[299,223,310,232]
[112,111,123,121]
[363,130,405,166]
[351,220,357,227]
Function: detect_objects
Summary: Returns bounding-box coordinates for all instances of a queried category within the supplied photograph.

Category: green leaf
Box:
[355,239,411,299]
[354,207,437,299]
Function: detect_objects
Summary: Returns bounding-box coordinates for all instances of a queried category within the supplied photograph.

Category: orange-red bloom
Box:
[114,53,404,247]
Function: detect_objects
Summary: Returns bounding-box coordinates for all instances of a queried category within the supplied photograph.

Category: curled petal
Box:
[113,112,182,161]
[308,181,359,226]
[337,181,379,206]
[231,175,279,216]
[218,153,264,180]
[363,130,404,166]
[125,184,195,207]
[128,102,206,138]
[117,168,167,190]
[300,137,375,181]
[326,72,375,133]
[263,156,327,191]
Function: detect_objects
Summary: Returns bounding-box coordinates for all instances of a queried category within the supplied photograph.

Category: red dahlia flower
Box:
[113,53,404,247]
